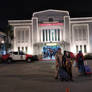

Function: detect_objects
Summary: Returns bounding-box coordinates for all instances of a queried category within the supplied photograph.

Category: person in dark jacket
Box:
[76,51,85,75]
[62,51,67,70]
[66,52,73,81]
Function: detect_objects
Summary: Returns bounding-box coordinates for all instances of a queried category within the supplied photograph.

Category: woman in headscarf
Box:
[55,48,63,79]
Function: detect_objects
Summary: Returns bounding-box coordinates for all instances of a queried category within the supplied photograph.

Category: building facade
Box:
[8,9,92,55]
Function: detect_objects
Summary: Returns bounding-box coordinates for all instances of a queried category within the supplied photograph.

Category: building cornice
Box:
[8,20,32,26]
[70,20,92,23]
[70,17,92,21]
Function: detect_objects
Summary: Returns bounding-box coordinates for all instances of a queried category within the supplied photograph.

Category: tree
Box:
[3,24,14,53]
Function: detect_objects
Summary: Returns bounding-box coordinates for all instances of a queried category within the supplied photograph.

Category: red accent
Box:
[70,52,75,59]
[86,72,92,74]
[2,54,10,61]
[66,88,70,92]
[26,54,32,60]
[39,23,64,26]
[76,53,84,63]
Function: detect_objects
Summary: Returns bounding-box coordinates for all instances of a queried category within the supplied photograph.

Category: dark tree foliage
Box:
[3,24,14,53]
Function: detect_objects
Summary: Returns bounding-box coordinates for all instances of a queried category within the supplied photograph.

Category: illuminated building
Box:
[8,9,92,55]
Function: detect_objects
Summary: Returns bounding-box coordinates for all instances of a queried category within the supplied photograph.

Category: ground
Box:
[0,60,92,92]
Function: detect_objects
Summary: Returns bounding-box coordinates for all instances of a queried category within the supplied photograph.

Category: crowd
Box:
[43,47,59,59]
[55,48,86,81]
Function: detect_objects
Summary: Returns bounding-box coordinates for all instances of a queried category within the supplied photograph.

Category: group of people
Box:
[55,48,85,81]
[43,48,57,59]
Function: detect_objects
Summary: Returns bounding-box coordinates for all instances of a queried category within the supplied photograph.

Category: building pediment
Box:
[33,9,69,17]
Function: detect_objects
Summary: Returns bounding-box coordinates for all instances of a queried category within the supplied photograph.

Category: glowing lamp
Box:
[46,43,57,46]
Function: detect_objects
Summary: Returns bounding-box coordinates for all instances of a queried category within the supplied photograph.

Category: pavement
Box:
[0,60,92,92]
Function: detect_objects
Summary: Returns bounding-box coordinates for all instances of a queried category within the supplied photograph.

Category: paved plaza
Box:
[0,60,92,92]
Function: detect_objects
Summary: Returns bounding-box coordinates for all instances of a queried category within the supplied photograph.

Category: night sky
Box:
[0,0,92,30]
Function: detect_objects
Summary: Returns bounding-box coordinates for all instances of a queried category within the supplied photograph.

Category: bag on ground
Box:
[85,65,91,73]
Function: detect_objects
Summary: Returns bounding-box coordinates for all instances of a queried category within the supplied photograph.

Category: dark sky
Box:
[0,0,92,30]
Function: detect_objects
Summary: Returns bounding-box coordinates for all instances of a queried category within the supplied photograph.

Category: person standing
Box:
[55,48,63,79]
[62,51,67,70]
[50,49,53,59]
[76,51,85,75]
[66,52,73,81]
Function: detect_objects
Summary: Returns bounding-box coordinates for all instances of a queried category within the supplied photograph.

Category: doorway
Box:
[42,45,61,60]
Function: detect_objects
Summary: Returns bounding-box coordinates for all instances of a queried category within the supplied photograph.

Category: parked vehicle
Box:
[1,51,33,63]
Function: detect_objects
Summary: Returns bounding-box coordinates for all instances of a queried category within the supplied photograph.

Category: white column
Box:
[51,30,52,42]
[29,28,30,46]
[44,30,46,42]
[54,29,55,42]
[83,45,84,53]
[57,29,58,41]
[47,29,49,42]
[62,29,63,41]
[40,29,43,42]
[60,29,61,41]
[14,27,17,51]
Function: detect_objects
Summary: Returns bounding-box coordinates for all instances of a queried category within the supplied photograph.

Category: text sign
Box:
[39,23,64,26]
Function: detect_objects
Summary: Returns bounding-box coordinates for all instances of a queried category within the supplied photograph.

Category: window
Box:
[55,29,57,41]
[43,30,45,42]
[13,52,18,55]
[84,45,87,53]
[79,29,82,41]
[18,47,20,52]
[58,29,60,41]
[17,31,20,42]
[49,18,53,22]
[22,31,24,43]
[73,24,88,41]
[25,30,29,42]
[80,45,82,51]
[25,47,28,53]
[18,41,20,43]
[52,31,54,41]
[22,47,24,52]
[83,29,87,41]
[49,29,51,41]
[46,30,48,41]
[76,45,78,53]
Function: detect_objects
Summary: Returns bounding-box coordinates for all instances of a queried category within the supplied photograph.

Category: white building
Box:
[8,9,92,55]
